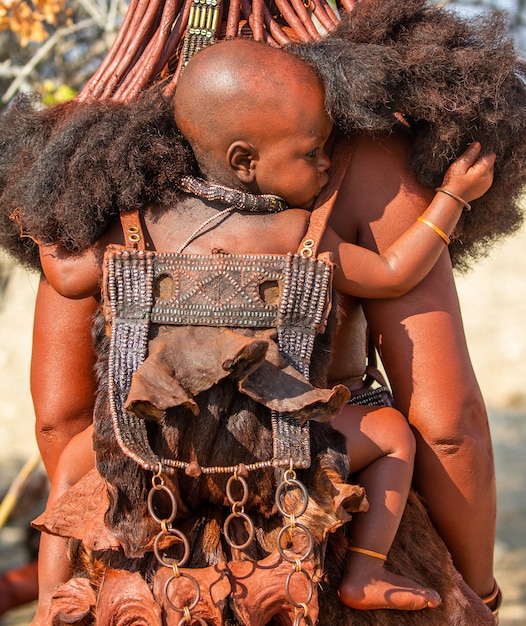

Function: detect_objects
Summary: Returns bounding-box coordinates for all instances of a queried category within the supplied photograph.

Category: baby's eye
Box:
[305,148,318,159]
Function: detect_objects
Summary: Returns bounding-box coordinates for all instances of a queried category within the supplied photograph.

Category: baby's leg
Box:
[332,405,441,611]
[32,424,95,626]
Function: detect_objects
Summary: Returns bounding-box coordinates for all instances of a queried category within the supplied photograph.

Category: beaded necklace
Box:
[179,175,287,213]
[177,175,288,253]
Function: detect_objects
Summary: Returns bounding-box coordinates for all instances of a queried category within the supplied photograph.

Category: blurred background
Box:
[0,0,525,624]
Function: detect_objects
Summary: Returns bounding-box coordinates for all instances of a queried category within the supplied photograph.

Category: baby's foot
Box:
[339,561,441,611]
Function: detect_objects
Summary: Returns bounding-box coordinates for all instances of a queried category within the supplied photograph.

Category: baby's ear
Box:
[227,141,257,184]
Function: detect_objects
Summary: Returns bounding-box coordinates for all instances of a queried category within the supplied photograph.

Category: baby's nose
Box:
[319,151,331,172]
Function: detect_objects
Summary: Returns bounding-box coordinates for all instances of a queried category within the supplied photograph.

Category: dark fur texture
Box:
[91,298,348,561]
[85,305,492,624]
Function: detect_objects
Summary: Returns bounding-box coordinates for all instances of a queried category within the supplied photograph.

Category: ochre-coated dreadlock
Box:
[77,0,358,100]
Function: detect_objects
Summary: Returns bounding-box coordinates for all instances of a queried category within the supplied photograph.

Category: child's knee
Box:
[379,407,416,460]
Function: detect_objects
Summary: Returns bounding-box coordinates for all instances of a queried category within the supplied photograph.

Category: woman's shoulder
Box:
[345,129,415,184]
[330,130,433,245]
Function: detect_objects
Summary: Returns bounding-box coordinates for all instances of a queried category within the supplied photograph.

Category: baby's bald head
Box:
[174,39,325,183]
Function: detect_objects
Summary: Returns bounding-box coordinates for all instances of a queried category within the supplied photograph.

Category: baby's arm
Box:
[325,142,495,299]
[39,243,104,299]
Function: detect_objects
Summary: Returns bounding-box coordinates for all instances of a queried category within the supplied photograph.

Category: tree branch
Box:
[2,18,98,103]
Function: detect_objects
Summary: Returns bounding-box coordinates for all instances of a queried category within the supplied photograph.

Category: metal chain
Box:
[148,464,316,622]
[148,465,204,624]
[223,469,255,550]
[275,462,315,624]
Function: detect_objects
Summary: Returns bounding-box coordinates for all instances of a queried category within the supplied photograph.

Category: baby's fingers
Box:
[442,142,496,201]
[471,151,496,173]
[459,141,483,169]
[459,142,496,175]
[445,142,495,181]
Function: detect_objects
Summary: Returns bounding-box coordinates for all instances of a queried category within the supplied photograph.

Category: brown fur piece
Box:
[47,577,96,626]
[34,308,482,624]
[39,320,493,624]
[41,491,495,624]
[96,569,162,626]
[32,468,120,553]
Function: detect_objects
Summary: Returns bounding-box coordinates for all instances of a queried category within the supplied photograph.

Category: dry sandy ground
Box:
[0,223,525,625]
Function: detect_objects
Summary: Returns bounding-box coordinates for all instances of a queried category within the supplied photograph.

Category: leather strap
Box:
[120,209,145,250]
[297,136,354,259]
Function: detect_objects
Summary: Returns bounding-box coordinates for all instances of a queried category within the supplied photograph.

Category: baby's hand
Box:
[441,142,495,203]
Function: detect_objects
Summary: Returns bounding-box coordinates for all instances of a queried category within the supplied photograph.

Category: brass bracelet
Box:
[349,546,388,562]
[435,187,472,211]
[417,216,451,245]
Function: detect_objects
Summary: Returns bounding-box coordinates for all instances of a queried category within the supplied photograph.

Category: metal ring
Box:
[147,484,177,525]
[284,465,297,482]
[226,474,249,507]
[277,523,314,563]
[128,233,141,243]
[285,567,314,607]
[231,501,244,516]
[164,571,201,613]
[151,473,164,489]
[223,511,255,550]
[152,465,164,484]
[153,528,191,568]
[294,609,314,626]
[275,478,309,518]
[300,247,313,258]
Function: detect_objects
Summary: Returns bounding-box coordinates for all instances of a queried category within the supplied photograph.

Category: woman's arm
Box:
[361,215,496,602]
[31,276,99,480]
